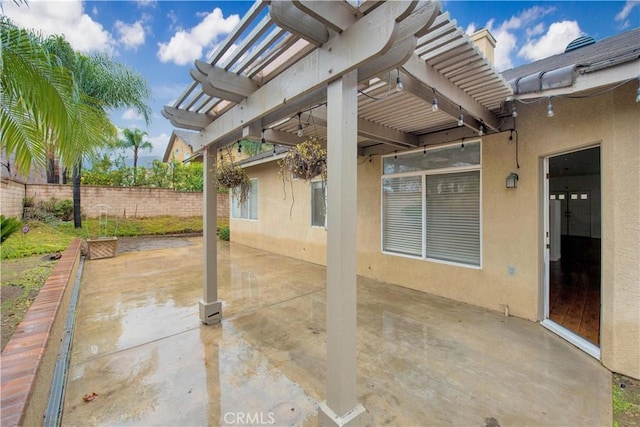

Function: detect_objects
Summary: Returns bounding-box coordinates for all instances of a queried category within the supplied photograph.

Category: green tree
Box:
[118,128,152,185]
[42,36,151,227]
[1,18,110,175]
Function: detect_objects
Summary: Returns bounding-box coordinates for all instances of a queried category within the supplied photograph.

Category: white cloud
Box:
[465,23,477,35]
[615,0,639,29]
[115,20,146,50]
[157,7,240,65]
[136,0,157,8]
[526,23,545,37]
[122,108,144,121]
[518,21,583,62]
[2,0,115,54]
[615,1,638,20]
[167,10,179,31]
[147,132,172,157]
[481,6,557,71]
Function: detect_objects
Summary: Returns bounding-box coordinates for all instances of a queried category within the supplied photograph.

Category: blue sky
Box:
[3,0,638,162]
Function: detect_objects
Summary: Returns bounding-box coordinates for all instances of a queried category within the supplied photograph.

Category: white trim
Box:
[381,250,482,269]
[239,152,287,169]
[380,164,483,268]
[542,145,602,359]
[514,62,639,100]
[541,320,601,360]
[543,157,550,319]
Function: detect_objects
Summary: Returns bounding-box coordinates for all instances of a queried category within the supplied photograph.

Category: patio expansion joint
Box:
[75,287,326,364]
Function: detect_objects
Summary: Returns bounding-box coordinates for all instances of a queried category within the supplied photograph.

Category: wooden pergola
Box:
[163,1,512,424]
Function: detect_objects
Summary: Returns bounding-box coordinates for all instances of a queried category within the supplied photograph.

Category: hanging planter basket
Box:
[216,158,251,204]
[279,138,327,182]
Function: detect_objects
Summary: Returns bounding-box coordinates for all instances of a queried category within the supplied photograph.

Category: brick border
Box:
[1,239,82,427]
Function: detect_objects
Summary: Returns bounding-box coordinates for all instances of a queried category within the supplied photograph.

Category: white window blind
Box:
[425,171,480,266]
[381,141,481,267]
[382,176,423,257]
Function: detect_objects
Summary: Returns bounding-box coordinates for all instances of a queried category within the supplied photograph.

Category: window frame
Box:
[310,180,327,228]
[231,178,259,221]
[380,141,482,269]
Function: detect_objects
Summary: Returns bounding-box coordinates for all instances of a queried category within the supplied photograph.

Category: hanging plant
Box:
[216,148,251,204]
[278,138,327,217]
[278,138,327,182]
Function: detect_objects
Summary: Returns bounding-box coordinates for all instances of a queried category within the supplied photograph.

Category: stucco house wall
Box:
[231,80,639,378]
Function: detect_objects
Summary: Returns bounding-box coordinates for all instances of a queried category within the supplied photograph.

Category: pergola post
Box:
[319,69,365,426]
[199,147,222,324]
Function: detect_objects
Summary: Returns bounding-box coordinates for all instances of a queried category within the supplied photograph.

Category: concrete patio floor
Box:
[62,238,611,426]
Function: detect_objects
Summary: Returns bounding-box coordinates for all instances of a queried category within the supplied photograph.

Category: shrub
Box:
[22,196,34,207]
[218,225,230,241]
[1,215,22,243]
[54,199,74,221]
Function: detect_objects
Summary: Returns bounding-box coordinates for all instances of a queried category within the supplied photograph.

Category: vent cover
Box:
[565,35,596,52]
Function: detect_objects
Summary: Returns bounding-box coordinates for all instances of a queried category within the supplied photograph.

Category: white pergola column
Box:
[318,69,365,426]
[199,147,222,324]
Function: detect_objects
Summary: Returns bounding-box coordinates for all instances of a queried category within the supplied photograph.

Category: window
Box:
[231,178,258,220]
[382,141,481,267]
[311,181,326,227]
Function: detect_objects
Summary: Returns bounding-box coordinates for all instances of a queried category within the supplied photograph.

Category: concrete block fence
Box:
[1,179,228,219]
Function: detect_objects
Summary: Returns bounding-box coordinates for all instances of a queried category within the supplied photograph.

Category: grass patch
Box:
[613,373,640,427]
[1,222,75,260]
[1,216,208,260]
[57,216,204,238]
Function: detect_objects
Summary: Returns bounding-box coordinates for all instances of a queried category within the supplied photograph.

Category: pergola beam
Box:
[292,0,358,33]
[402,53,500,130]
[190,69,245,104]
[270,0,330,45]
[195,60,260,97]
[162,106,213,131]
[302,106,419,148]
[194,1,434,152]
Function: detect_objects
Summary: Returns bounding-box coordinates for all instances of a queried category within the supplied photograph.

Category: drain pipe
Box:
[44,256,85,427]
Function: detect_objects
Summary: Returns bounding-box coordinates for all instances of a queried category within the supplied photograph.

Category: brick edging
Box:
[0,239,82,427]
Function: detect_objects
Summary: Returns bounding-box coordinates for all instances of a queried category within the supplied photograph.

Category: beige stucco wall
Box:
[232,81,639,378]
[231,161,327,265]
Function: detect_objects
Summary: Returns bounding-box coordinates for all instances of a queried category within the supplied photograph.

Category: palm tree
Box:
[0,17,107,175]
[43,36,152,227]
[1,19,152,227]
[119,128,152,185]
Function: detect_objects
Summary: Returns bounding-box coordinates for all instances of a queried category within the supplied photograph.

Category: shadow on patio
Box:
[62,238,611,426]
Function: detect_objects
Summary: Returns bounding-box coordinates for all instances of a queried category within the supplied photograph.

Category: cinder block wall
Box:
[23,185,228,219]
[1,178,26,218]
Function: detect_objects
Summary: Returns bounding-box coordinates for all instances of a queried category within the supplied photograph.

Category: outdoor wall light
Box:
[506,172,519,188]
[547,97,554,117]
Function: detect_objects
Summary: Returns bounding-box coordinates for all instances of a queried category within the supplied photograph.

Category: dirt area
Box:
[1,255,58,351]
[614,373,640,427]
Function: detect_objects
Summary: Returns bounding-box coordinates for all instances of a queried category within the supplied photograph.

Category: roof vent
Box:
[565,35,596,52]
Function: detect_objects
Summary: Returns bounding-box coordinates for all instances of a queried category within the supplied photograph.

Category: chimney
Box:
[470,28,497,66]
